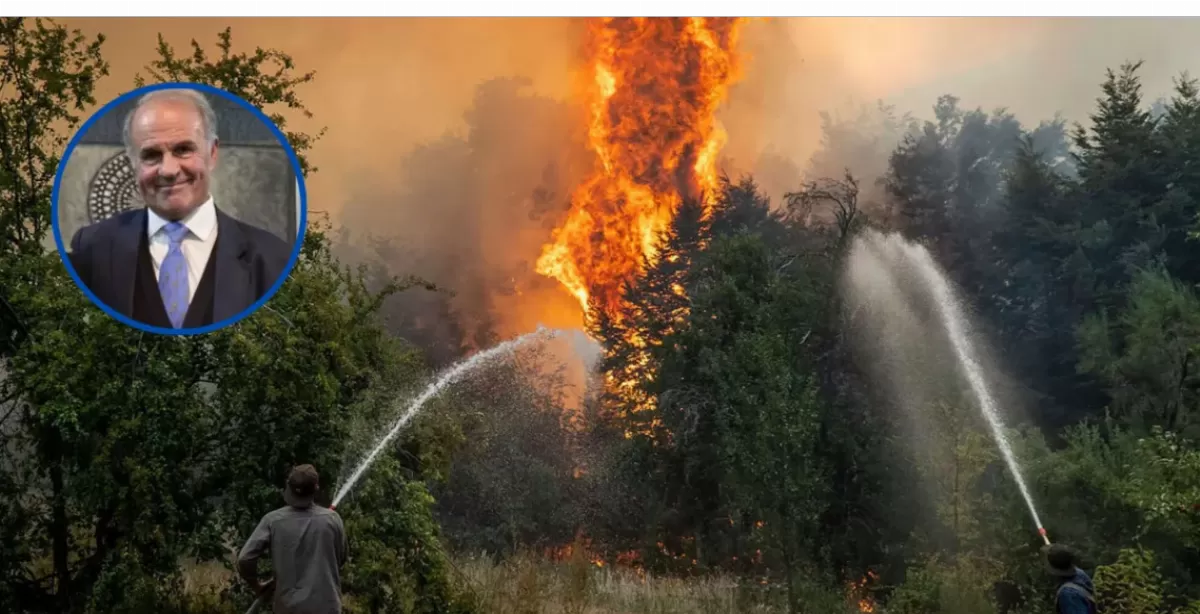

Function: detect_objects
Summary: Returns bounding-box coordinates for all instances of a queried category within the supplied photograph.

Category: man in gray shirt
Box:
[238,465,348,614]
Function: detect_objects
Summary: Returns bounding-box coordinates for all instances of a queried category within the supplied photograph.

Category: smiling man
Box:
[67,88,291,331]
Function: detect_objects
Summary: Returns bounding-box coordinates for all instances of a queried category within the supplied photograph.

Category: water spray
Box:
[245,327,567,614]
[330,326,560,507]
[848,232,1050,548]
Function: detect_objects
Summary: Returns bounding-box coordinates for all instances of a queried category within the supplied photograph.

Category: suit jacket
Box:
[67,207,292,327]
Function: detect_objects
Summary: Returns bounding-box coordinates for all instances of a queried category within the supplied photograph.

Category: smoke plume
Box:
[60,17,1200,357]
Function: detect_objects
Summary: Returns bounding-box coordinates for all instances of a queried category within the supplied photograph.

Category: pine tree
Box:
[1070,61,1167,310]
[1154,73,1200,285]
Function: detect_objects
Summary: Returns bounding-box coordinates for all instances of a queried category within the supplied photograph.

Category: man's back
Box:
[1056,568,1098,614]
[239,504,348,614]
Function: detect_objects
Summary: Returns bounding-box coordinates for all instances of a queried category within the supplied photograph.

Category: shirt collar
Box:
[146,197,217,241]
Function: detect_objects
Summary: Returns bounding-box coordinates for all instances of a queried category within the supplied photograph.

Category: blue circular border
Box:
[51,82,309,336]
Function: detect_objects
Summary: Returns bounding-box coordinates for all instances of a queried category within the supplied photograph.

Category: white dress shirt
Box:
[146,197,219,304]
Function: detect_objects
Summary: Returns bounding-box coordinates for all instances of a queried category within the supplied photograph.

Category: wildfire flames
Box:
[529,23,879,606]
[536,17,746,321]
[848,570,879,612]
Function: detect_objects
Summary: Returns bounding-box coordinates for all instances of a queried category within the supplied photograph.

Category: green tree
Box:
[1069,62,1166,312]
[910,400,1012,613]
[430,344,583,557]
[1078,269,1200,434]
[652,220,831,610]
[987,133,1091,429]
[1152,74,1200,285]
[1094,548,1166,614]
[133,27,325,176]
[0,24,467,613]
[341,456,475,614]
[882,95,1028,287]
[914,401,999,557]
[133,28,468,613]
[1020,423,1199,603]
[583,195,709,566]
[0,18,108,260]
[0,17,109,612]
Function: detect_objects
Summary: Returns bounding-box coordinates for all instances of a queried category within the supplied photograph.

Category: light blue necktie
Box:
[158,222,191,328]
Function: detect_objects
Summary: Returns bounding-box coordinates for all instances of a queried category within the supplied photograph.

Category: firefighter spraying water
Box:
[239,465,347,614]
[1046,544,1098,614]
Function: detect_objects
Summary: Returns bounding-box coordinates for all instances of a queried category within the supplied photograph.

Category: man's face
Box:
[130,99,218,220]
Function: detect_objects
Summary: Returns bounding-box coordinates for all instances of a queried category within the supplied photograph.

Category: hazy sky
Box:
[60,17,1200,216]
[50,17,1200,338]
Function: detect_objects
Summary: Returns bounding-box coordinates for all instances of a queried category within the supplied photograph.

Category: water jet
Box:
[845,230,1048,544]
[331,326,562,508]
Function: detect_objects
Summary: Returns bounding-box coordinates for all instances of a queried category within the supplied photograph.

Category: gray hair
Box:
[122,88,219,163]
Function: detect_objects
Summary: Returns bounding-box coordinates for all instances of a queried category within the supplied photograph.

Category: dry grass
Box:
[183,552,857,614]
[452,552,789,614]
[181,559,234,595]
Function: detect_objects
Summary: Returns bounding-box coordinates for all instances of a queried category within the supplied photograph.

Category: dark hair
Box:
[1047,544,1076,571]
[287,464,320,496]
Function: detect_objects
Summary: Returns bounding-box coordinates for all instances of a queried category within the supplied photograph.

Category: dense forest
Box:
[1,17,1198,614]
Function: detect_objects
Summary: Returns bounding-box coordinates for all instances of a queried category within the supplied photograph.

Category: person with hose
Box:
[1046,543,1098,614]
[238,464,348,614]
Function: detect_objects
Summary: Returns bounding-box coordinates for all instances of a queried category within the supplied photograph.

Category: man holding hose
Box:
[238,464,348,613]
[1046,544,1097,614]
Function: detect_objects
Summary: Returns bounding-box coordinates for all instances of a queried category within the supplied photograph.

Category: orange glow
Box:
[537,17,745,321]
[546,535,643,572]
[848,570,879,612]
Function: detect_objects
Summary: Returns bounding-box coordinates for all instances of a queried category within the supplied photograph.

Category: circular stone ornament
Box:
[86,153,142,223]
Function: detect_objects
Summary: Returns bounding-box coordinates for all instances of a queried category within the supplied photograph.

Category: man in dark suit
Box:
[67,88,291,330]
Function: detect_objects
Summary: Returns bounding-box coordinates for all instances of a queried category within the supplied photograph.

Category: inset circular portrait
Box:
[52,82,307,335]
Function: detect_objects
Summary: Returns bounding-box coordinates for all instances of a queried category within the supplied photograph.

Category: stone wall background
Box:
[52,91,301,251]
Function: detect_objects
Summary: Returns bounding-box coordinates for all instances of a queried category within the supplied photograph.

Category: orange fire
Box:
[537,17,746,321]
[848,570,879,612]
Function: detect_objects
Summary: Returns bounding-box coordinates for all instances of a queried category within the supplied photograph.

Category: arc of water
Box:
[893,237,1048,543]
[331,327,558,508]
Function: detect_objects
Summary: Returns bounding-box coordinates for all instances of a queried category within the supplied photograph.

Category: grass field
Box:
[185,553,866,614]
[457,553,765,614]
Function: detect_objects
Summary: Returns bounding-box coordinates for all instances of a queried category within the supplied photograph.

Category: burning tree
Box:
[537,17,745,321]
